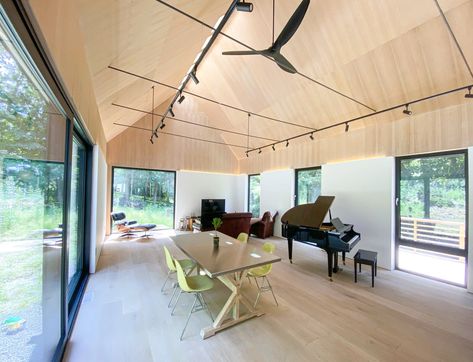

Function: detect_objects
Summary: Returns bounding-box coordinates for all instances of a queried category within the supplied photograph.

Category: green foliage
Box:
[212,217,223,230]
[249,175,260,217]
[297,168,321,205]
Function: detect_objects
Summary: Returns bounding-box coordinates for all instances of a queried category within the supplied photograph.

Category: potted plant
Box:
[212,217,223,247]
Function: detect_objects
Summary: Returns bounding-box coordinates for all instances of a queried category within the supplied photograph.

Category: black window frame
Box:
[111,166,177,229]
[294,166,322,206]
[395,149,469,287]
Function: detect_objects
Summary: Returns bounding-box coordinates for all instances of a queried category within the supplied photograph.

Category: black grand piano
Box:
[281,196,361,280]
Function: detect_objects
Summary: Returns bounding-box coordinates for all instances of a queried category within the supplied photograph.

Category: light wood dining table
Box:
[171,231,281,339]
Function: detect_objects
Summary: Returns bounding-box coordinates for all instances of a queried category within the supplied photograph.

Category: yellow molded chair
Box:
[172,258,214,340]
[237,232,249,243]
[247,242,278,308]
[161,246,195,307]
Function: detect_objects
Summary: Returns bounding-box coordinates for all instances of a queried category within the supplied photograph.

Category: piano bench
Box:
[354,249,378,288]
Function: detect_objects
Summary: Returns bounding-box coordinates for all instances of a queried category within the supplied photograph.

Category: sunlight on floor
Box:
[398,246,465,285]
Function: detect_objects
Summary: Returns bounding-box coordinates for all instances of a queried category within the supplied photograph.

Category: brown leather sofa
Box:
[250,211,278,239]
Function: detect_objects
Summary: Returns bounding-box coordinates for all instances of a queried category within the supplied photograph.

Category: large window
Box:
[0,6,91,361]
[112,167,175,229]
[295,167,321,205]
[396,151,467,286]
[248,174,261,217]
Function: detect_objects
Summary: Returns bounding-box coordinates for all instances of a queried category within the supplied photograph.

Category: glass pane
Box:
[67,137,86,298]
[0,24,65,361]
[398,246,465,285]
[296,168,321,205]
[248,175,260,217]
[399,154,466,249]
[112,168,175,228]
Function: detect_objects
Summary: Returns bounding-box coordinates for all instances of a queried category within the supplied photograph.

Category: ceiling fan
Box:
[223,0,310,74]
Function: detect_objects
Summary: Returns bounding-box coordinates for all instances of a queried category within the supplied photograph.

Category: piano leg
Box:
[333,251,339,273]
[327,250,333,281]
[288,238,293,264]
[342,252,346,265]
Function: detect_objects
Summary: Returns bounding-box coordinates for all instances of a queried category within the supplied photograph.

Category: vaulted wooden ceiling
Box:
[76,0,473,158]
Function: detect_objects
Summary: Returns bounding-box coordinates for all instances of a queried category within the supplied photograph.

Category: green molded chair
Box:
[172,258,214,340]
[237,232,249,243]
[247,242,278,308]
[161,246,195,307]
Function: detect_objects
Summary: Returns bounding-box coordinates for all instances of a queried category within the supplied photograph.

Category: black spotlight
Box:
[153,130,159,138]
[286,140,289,147]
[345,123,349,132]
[236,1,253,12]
[169,108,175,117]
[178,94,185,104]
[150,137,154,144]
[160,122,166,129]
[190,70,199,85]
[272,144,275,151]
[310,132,314,140]
[465,86,473,99]
[403,104,412,115]
[246,151,249,158]
[258,148,262,154]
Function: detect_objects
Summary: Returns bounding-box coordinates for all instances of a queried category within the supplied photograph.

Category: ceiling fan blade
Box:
[271,51,297,74]
[273,0,310,50]
[222,50,263,56]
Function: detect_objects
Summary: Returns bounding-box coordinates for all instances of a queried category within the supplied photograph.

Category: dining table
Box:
[170,231,281,339]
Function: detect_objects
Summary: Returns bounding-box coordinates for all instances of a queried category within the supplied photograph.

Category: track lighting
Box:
[272,144,275,151]
[286,140,289,147]
[258,148,262,154]
[466,86,473,99]
[190,70,199,85]
[246,151,249,157]
[169,108,175,117]
[236,1,253,12]
[178,94,186,103]
[153,130,159,138]
[309,132,314,140]
[345,123,349,132]
[150,137,154,144]
[403,104,412,115]
[160,122,166,129]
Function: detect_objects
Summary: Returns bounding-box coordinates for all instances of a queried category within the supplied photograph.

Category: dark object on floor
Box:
[193,212,252,239]
[354,249,378,287]
[281,196,361,281]
[111,212,156,237]
[250,211,278,239]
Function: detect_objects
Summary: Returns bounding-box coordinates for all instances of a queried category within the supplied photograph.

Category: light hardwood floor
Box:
[64,231,473,362]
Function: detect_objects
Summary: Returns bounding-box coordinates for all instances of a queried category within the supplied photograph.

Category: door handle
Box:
[395,197,399,207]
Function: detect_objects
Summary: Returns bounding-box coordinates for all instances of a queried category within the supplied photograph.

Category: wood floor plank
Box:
[64,231,473,362]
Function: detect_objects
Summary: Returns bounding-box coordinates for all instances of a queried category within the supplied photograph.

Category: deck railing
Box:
[400,217,465,249]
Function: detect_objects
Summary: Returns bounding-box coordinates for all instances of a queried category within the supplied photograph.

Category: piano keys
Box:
[281,196,361,281]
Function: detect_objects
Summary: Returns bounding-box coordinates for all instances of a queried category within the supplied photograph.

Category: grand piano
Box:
[281,196,361,280]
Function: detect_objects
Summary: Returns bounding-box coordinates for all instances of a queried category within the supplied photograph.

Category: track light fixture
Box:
[286,140,289,147]
[150,137,154,144]
[258,148,262,154]
[153,130,159,138]
[466,86,473,99]
[246,151,249,157]
[169,107,175,117]
[178,94,186,103]
[236,1,253,12]
[272,144,275,151]
[310,132,314,140]
[403,104,412,115]
[190,70,199,85]
[160,122,166,129]
[345,123,349,132]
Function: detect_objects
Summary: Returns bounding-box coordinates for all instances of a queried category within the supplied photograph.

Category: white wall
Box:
[468,147,473,293]
[90,146,107,273]
[175,171,246,226]
[260,169,295,237]
[322,157,395,270]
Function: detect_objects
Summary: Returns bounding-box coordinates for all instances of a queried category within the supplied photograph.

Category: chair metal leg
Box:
[161,270,173,293]
[171,289,183,316]
[253,278,262,308]
[265,276,278,306]
[168,282,179,308]
[180,294,198,341]
[198,293,213,322]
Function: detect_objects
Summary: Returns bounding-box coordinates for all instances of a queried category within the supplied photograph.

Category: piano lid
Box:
[281,195,335,229]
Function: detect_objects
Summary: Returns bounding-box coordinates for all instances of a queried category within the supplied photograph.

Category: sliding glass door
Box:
[395,151,468,286]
